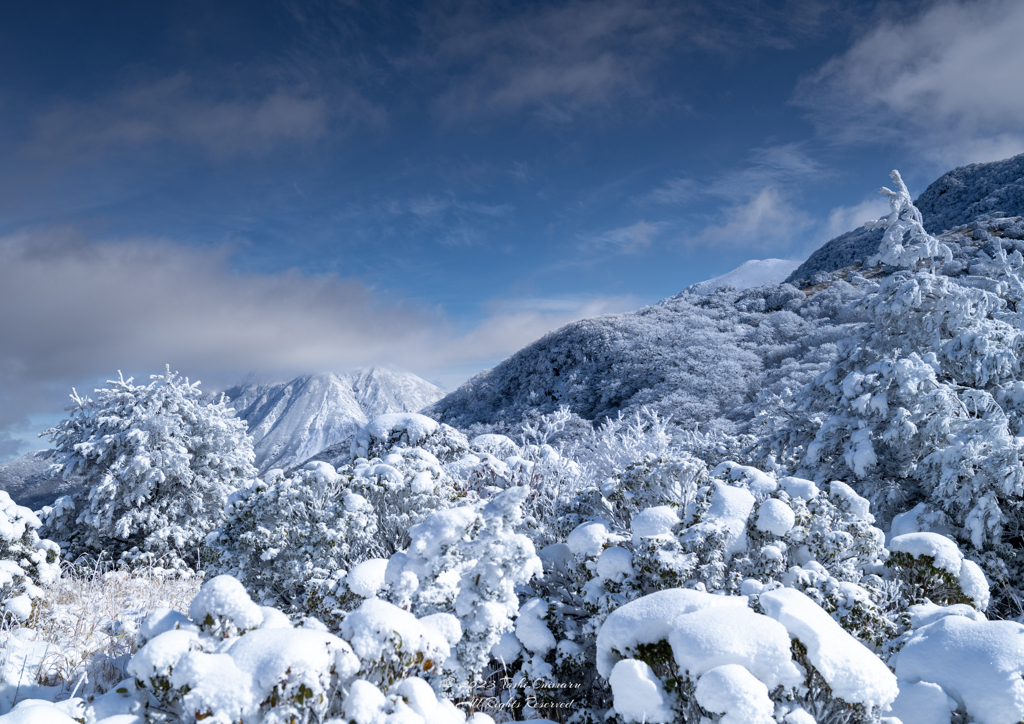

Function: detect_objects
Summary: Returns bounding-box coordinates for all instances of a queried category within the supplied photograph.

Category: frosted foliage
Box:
[0,491,60,621]
[764,171,1024,618]
[118,574,476,724]
[42,367,255,570]
[383,485,542,694]
[205,461,378,611]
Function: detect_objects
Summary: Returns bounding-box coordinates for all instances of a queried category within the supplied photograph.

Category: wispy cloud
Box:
[394,0,846,125]
[635,177,699,206]
[29,72,383,160]
[580,220,668,253]
[796,0,1024,167]
[693,187,814,249]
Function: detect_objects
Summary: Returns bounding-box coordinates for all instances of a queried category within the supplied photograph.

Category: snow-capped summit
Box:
[677,259,802,296]
[224,366,445,473]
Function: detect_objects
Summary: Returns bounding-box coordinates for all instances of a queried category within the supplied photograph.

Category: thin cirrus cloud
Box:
[580,220,669,254]
[0,227,635,447]
[28,72,384,160]
[410,0,844,125]
[796,0,1024,167]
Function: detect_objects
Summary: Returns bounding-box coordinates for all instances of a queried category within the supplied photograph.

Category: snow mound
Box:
[680,259,803,296]
[759,587,898,710]
[895,615,1024,724]
[890,532,990,610]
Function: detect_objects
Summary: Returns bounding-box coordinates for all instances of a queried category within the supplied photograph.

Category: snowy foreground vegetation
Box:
[6,169,1024,723]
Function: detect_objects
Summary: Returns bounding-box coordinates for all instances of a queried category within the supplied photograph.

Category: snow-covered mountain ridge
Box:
[788,152,1024,285]
[224,366,445,472]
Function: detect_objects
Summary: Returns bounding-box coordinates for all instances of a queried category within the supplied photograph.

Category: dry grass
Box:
[21,564,202,696]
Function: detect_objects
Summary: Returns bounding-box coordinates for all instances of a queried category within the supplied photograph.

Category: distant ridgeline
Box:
[787,153,1024,285]
[429,153,1024,435]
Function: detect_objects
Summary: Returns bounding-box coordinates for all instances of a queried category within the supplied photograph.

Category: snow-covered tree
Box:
[42,367,256,571]
[204,461,379,610]
[0,491,60,622]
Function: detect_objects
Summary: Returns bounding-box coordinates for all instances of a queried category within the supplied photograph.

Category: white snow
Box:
[890,532,990,610]
[682,259,803,296]
[596,547,634,582]
[188,575,264,633]
[609,659,675,724]
[596,588,749,677]
[755,498,796,536]
[352,413,440,459]
[346,558,389,598]
[694,664,775,724]
[895,615,1024,724]
[759,587,898,710]
[516,598,557,655]
[566,520,612,558]
[777,476,819,501]
[668,604,803,690]
[829,481,873,522]
[712,461,778,495]
[888,681,957,724]
[707,482,755,558]
[631,506,679,544]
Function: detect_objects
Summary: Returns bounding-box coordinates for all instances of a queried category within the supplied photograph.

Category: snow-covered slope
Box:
[676,259,802,296]
[0,449,84,510]
[224,366,445,472]
[788,152,1024,285]
[425,282,862,435]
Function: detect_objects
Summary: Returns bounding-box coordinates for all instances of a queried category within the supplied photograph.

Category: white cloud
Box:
[0,228,636,457]
[797,0,1024,166]
[30,73,383,160]
[822,196,892,241]
[695,187,814,249]
[581,220,668,253]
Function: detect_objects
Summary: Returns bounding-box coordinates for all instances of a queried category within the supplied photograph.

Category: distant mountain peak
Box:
[674,259,802,297]
[225,366,445,473]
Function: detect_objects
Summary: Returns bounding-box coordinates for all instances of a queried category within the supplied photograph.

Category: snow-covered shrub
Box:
[887,531,990,610]
[42,367,256,571]
[205,461,378,610]
[122,574,471,724]
[383,486,543,696]
[351,413,470,464]
[597,587,898,724]
[351,446,458,557]
[0,492,60,623]
[890,605,1024,724]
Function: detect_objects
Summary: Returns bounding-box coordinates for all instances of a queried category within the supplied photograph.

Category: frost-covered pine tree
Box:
[42,366,256,571]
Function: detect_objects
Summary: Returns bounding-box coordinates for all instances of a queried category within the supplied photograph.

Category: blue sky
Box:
[3,0,1024,460]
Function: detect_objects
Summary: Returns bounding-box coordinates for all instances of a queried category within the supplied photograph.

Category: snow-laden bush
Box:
[597,587,898,724]
[115,574,477,724]
[42,367,256,571]
[383,486,543,697]
[204,461,377,609]
[207,448,458,614]
[0,491,60,622]
[351,413,471,464]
